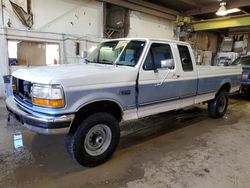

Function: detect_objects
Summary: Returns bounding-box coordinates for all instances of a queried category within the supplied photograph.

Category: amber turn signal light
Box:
[12,84,17,92]
[32,98,64,107]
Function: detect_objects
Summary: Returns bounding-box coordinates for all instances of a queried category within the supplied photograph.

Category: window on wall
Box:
[104,3,129,39]
[143,43,174,70]
[46,44,60,65]
[177,45,193,71]
[7,40,60,66]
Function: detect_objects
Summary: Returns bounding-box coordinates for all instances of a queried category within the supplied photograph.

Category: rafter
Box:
[192,15,250,31]
[185,0,250,16]
[98,0,177,20]
[178,0,202,8]
[125,0,179,16]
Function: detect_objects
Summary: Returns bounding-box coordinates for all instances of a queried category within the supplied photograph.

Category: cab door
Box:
[137,42,181,117]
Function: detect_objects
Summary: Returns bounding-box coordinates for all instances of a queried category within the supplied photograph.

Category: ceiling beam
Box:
[125,0,179,16]
[178,0,202,8]
[98,0,177,20]
[192,15,250,31]
[185,0,250,16]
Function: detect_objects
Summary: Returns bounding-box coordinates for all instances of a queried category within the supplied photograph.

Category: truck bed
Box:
[197,65,242,95]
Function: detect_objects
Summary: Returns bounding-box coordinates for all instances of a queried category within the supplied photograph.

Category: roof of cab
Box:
[104,37,190,45]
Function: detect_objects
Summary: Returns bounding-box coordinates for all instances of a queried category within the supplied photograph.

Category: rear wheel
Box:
[208,90,228,118]
[66,112,120,167]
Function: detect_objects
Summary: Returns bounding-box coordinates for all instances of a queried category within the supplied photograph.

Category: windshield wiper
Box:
[85,59,95,63]
[116,63,134,67]
[85,59,114,65]
[98,59,114,65]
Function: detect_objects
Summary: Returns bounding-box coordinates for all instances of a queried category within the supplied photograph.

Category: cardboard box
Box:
[203,51,212,65]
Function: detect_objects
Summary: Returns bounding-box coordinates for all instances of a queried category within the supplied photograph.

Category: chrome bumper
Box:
[6,97,75,135]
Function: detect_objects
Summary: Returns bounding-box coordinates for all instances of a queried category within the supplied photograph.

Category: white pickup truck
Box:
[6,38,241,167]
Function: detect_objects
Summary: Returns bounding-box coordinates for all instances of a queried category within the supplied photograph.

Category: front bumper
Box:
[6,97,75,135]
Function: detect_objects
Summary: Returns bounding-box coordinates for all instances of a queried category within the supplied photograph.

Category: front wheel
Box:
[66,112,120,167]
[208,90,228,118]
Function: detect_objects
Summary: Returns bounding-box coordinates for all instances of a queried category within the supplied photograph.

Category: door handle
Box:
[155,83,162,87]
[173,74,180,79]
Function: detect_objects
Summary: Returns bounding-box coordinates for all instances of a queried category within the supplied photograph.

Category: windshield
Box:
[232,56,250,66]
[86,40,146,67]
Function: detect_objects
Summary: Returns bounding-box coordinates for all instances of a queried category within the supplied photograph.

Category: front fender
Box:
[65,85,137,113]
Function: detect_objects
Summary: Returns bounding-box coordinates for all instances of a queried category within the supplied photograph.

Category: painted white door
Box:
[137,42,181,117]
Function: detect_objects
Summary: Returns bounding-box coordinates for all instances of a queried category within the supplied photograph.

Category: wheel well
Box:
[69,101,123,134]
[218,83,231,93]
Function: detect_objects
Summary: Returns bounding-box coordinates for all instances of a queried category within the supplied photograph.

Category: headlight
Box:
[31,84,65,108]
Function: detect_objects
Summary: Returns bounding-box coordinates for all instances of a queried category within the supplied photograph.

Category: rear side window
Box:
[241,56,250,65]
[143,43,174,70]
[178,45,193,71]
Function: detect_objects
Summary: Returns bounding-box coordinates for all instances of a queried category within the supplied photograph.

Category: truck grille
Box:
[13,77,32,104]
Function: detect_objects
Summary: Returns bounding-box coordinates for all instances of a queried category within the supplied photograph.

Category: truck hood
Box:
[12,63,138,87]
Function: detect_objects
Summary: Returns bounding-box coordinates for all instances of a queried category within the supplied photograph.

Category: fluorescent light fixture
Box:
[226,8,241,14]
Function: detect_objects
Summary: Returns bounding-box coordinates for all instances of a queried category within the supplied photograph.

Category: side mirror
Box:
[161,59,174,69]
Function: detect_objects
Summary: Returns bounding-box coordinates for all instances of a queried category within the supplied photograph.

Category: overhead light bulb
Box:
[216,1,241,16]
[216,2,227,16]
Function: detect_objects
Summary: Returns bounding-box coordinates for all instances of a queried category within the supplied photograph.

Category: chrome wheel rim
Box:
[218,95,226,113]
[84,124,112,156]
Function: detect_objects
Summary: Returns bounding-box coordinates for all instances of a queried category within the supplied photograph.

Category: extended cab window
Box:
[178,45,193,71]
[143,43,174,70]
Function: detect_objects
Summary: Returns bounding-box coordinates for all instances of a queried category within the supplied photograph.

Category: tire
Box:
[208,90,228,118]
[66,112,120,167]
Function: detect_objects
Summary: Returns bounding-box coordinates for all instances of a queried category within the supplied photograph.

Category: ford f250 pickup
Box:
[6,38,242,167]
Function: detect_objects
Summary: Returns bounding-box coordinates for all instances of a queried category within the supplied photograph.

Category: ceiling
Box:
[145,0,218,12]
[98,0,250,33]
[144,0,250,20]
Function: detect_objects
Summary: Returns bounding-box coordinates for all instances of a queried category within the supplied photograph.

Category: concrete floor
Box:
[0,95,250,188]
